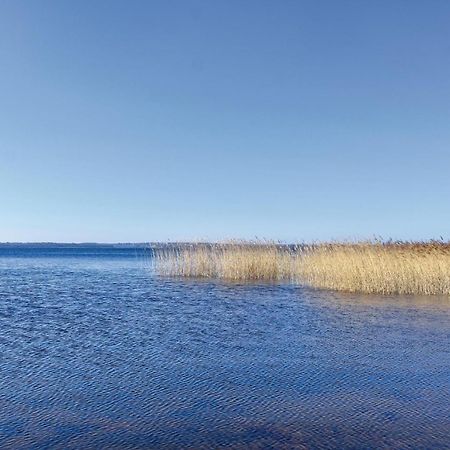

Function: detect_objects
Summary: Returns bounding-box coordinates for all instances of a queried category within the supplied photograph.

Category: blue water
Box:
[0,245,449,449]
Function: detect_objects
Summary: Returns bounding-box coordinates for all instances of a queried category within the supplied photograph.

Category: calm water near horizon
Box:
[0,245,449,449]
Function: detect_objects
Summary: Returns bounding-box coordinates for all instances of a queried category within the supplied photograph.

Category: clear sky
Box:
[1,1,449,243]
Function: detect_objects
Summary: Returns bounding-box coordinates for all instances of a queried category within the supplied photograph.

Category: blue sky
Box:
[1,1,449,242]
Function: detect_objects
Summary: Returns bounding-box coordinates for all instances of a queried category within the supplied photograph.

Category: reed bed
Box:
[297,241,450,295]
[155,241,295,281]
[154,240,450,295]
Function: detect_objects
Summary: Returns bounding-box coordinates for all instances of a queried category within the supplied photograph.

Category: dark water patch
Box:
[0,246,449,449]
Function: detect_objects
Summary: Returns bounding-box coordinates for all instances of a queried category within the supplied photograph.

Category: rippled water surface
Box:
[0,245,449,449]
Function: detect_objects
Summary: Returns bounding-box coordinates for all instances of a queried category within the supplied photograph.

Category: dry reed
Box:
[155,241,295,281]
[154,240,450,295]
[297,241,450,295]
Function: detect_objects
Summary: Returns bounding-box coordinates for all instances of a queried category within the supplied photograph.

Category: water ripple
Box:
[0,247,449,449]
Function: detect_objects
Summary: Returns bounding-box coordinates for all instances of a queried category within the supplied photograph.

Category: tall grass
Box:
[297,241,450,295]
[154,240,450,295]
[155,241,295,281]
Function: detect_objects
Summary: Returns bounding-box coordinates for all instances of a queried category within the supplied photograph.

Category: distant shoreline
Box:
[0,242,149,247]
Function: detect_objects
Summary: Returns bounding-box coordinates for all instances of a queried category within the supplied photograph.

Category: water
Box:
[0,245,449,449]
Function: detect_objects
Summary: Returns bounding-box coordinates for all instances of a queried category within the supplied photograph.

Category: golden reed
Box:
[155,241,294,281]
[155,241,450,295]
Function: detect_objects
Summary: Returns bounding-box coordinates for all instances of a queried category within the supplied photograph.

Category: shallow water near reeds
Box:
[0,245,449,449]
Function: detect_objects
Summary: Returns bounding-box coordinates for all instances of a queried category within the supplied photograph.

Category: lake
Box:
[0,245,449,449]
